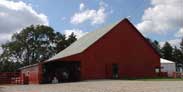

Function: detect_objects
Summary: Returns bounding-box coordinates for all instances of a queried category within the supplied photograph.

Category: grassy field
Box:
[1,80,183,92]
[122,77,183,81]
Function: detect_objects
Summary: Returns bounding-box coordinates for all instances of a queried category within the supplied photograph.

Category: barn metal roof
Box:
[19,63,39,70]
[46,19,121,62]
[160,58,175,64]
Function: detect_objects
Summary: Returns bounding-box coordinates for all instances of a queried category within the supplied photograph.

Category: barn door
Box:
[112,64,119,79]
[23,73,29,84]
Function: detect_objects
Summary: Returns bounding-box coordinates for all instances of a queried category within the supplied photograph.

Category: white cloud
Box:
[64,29,88,39]
[0,33,12,54]
[70,1,107,25]
[79,3,85,11]
[175,28,183,37]
[160,39,181,48]
[0,33,12,44]
[136,0,183,35]
[0,0,48,45]
[0,47,2,55]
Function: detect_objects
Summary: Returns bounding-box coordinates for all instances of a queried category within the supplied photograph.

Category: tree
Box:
[161,42,173,60]
[172,47,183,64]
[180,38,183,53]
[172,46,183,71]
[0,25,77,72]
[146,38,162,56]
[53,32,77,53]
[0,60,21,72]
[54,32,67,53]
[152,40,162,56]
[66,32,77,46]
[2,25,57,65]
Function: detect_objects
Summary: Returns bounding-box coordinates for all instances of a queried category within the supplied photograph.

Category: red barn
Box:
[20,18,160,84]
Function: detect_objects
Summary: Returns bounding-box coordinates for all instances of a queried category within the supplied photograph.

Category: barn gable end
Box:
[46,18,160,62]
[80,18,160,79]
[82,19,160,58]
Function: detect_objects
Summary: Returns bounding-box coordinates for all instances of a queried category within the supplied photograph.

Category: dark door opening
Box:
[42,61,81,83]
[112,64,119,79]
[23,73,29,84]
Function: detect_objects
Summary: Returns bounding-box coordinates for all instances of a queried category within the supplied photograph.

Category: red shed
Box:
[20,18,160,84]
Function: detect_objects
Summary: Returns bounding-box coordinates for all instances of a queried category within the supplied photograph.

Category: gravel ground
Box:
[0,80,183,92]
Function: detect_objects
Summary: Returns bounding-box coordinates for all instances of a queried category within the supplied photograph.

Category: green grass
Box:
[121,77,183,81]
[137,78,183,81]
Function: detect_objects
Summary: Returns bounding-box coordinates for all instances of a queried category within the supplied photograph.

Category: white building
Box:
[161,58,176,77]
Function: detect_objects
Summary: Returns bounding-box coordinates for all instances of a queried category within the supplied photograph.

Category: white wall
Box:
[161,63,176,77]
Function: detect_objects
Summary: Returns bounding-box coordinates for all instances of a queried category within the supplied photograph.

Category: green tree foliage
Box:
[0,59,21,72]
[161,42,173,60]
[146,38,162,56]
[152,40,162,56]
[0,25,77,72]
[54,32,77,53]
[67,32,77,46]
[54,32,67,53]
[148,39,183,68]
[172,47,183,65]
[180,38,183,53]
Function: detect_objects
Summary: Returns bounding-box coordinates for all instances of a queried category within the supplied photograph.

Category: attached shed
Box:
[161,58,176,77]
[20,64,42,84]
[20,18,161,84]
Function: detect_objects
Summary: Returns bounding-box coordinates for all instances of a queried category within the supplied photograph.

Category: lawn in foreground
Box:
[122,77,183,81]
[1,80,183,92]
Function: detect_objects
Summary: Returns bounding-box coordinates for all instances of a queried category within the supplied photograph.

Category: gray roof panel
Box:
[46,20,121,62]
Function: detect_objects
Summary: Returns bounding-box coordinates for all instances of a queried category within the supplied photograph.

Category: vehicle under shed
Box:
[42,61,81,83]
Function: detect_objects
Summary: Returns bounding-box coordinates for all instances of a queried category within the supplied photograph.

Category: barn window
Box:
[155,68,160,73]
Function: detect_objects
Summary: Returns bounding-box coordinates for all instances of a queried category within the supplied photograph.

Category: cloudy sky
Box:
[0,0,182,49]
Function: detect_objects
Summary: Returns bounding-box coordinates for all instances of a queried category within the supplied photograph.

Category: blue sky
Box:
[16,0,149,32]
[0,0,182,48]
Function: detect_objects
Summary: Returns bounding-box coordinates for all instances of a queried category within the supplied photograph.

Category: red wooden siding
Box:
[20,18,160,84]
[0,72,20,84]
[81,19,160,79]
[20,64,42,84]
